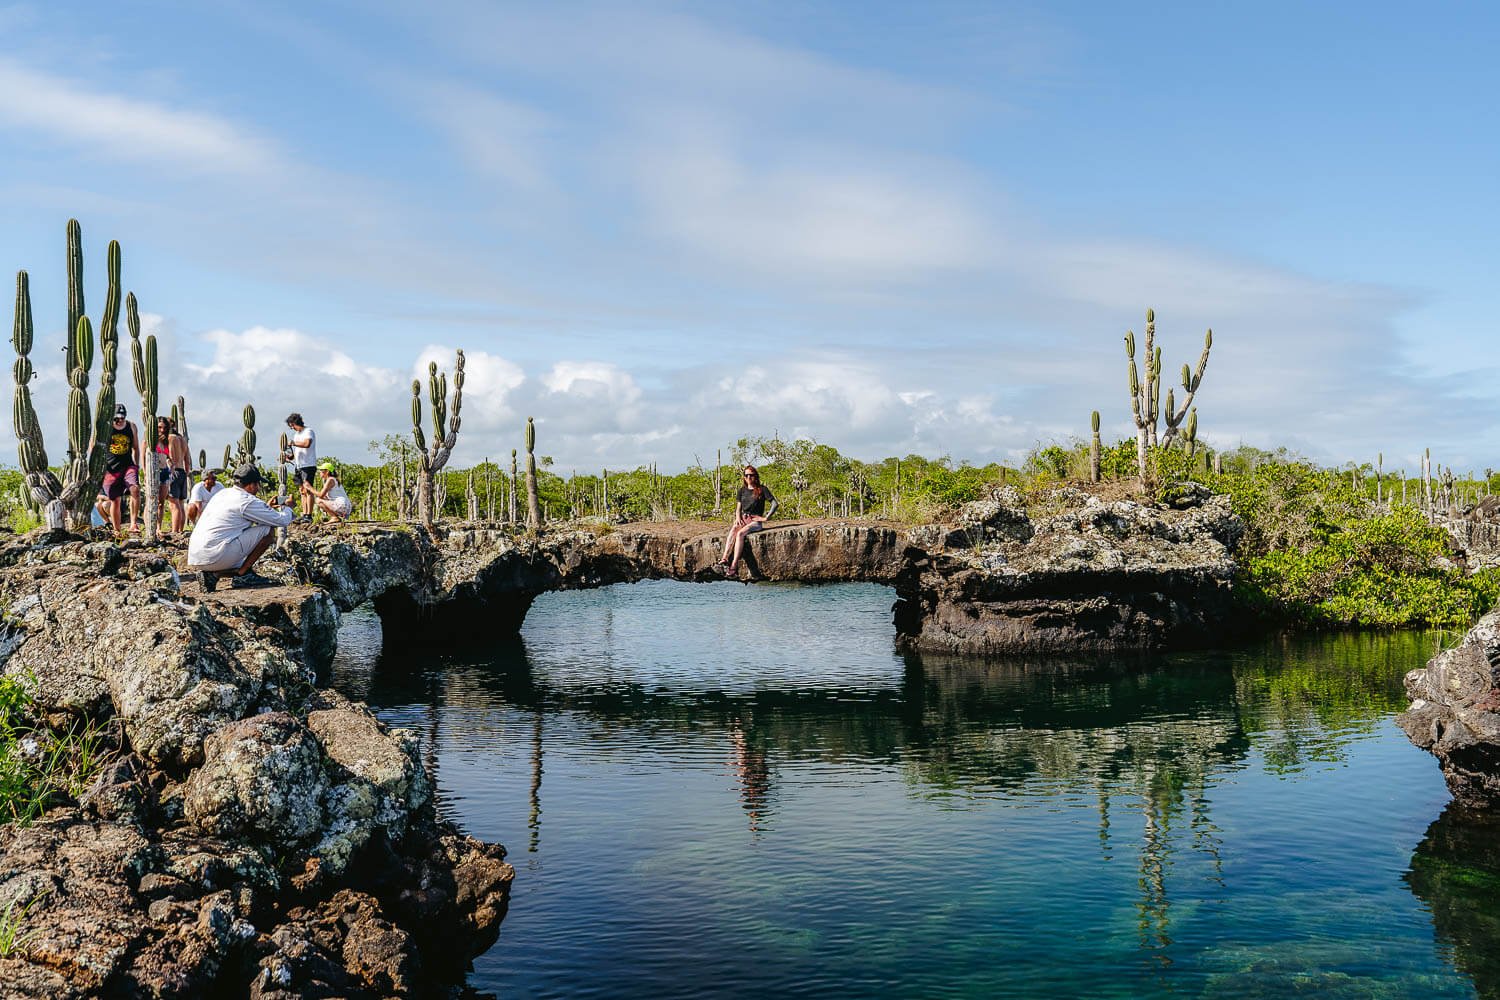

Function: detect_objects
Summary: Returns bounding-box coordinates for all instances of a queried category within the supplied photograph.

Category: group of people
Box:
[99,410,778,590]
[93,410,352,536]
[183,413,355,591]
[82,410,351,591]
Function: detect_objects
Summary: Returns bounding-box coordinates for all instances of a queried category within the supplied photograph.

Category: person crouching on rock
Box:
[187,464,294,592]
[716,465,777,576]
[303,462,353,522]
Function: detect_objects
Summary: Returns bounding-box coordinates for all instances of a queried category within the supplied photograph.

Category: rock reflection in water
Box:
[1406,804,1500,999]
[330,584,1468,999]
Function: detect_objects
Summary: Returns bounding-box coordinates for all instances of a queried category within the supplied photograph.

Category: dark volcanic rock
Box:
[1398,608,1500,807]
[0,530,514,998]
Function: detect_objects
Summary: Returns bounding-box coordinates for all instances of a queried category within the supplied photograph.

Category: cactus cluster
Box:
[1124,308,1211,484]
[10,222,130,530]
[407,349,465,525]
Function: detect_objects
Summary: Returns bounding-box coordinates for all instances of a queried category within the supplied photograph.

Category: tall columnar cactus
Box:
[278,432,290,496]
[1089,411,1101,484]
[510,449,518,523]
[408,349,465,525]
[78,240,121,521]
[222,444,232,472]
[1124,308,1211,485]
[129,293,161,541]
[524,416,542,527]
[1183,409,1199,458]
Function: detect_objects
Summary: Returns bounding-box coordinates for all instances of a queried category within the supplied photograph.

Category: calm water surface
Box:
[331,581,1500,999]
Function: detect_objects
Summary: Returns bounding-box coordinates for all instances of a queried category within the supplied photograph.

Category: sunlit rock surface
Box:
[1399,608,1500,807]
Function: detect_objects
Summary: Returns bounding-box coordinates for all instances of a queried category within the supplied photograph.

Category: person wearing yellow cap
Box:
[301,461,352,522]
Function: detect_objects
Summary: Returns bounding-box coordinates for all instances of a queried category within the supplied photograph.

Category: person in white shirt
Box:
[187,468,225,524]
[303,462,353,522]
[285,412,317,522]
[186,465,294,591]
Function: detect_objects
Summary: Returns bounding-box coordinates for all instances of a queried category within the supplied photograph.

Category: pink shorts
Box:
[101,467,139,501]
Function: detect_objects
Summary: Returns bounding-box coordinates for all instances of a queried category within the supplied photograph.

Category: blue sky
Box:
[1,0,1496,473]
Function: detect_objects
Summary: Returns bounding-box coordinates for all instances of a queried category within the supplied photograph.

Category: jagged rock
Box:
[78,752,152,826]
[1398,608,1500,807]
[184,712,330,844]
[905,492,1245,654]
[304,690,431,875]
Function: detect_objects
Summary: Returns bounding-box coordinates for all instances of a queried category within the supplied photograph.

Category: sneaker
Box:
[198,570,219,593]
[229,572,276,589]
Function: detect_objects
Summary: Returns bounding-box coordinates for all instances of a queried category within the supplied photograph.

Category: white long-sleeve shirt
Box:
[187,486,294,567]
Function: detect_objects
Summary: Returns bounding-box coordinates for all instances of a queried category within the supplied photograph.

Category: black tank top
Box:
[105,421,136,473]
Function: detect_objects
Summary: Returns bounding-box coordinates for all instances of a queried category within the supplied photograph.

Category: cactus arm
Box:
[12,270,63,524]
[65,219,84,378]
[1161,328,1212,445]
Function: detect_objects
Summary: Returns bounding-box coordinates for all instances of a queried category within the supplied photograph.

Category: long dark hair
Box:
[743,466,763,500]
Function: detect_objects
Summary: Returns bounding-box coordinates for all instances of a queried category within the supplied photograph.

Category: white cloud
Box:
[631,132,988,280]
[0,58,281,173]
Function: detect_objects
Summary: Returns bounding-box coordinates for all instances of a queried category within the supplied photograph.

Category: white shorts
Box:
[189,524,273,573]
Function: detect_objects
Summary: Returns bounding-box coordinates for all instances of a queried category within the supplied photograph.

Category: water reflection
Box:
[329,585,1487,999]
[1407,804,1500,999]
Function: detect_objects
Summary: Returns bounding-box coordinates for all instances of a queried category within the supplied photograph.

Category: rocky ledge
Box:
[0,537,512,999]
[269,483,1247,658]
[1398,608,1500,808]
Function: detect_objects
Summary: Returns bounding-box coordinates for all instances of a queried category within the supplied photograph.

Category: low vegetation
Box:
[0,673,109,825]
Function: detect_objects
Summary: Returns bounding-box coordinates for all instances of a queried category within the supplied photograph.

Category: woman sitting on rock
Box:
[302,462,353,522]
[717,465,777,576]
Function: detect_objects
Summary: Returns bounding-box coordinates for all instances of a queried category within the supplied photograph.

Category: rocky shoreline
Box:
[0,536,512,999]
[1398,608,1500,809]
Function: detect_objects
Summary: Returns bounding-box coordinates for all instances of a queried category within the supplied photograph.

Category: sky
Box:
[1,0,1497,475]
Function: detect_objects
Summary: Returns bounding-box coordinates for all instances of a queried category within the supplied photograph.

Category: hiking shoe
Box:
[198,570,219,593]
[229,572,276,589]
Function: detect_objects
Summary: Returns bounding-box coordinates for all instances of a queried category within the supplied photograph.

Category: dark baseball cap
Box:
[113,403,127,418]
[233,464,262,486]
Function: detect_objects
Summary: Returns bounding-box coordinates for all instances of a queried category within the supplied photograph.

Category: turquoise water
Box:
[331,581,1500,999]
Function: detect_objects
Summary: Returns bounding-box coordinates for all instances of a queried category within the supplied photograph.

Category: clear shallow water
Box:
[331,581,1500,999]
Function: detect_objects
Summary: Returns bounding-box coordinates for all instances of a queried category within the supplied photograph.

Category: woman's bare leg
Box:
[719,519,743,563]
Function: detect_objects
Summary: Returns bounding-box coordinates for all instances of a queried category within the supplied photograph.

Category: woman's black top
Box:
[738,484,775,517]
